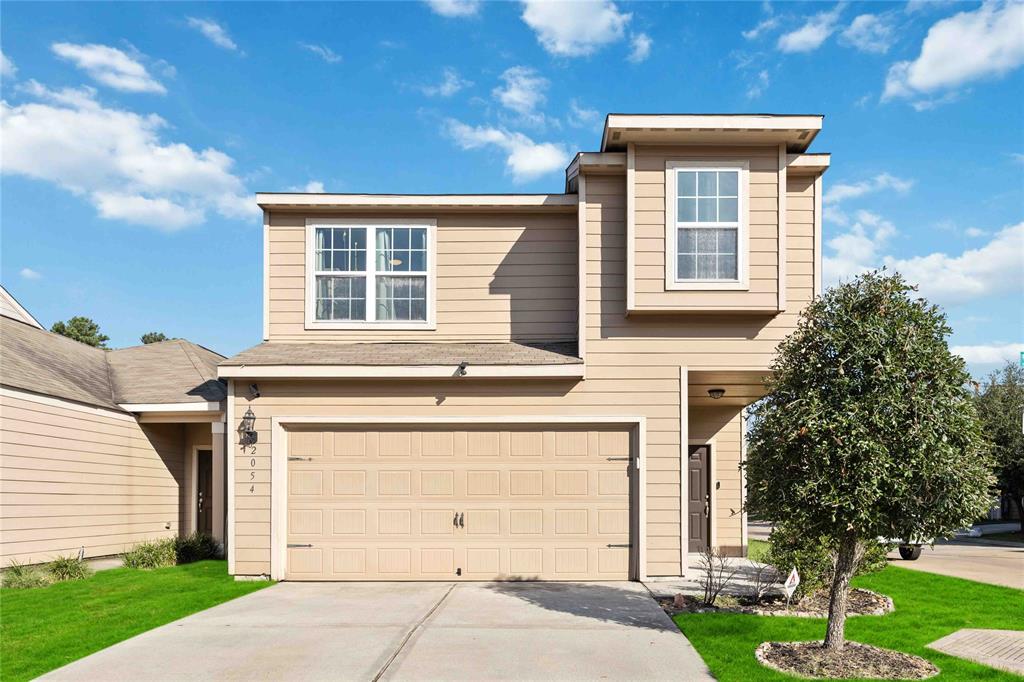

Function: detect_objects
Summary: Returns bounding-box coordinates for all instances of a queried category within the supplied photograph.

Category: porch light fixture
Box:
[707,388,726,400]
[238,407,258,446]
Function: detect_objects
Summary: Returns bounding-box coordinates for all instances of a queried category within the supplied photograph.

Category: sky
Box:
[1,0,1021,377]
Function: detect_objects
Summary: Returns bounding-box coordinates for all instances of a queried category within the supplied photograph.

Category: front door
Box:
[197,450,213,536]
[687,445,710,552]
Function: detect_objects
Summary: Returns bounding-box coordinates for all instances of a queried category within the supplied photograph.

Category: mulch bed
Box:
[756,641,939,679]
[661,588,893,618]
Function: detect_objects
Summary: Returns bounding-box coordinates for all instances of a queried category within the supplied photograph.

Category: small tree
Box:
[50,316,109,348]
[141,331,169,344]
[746,271,992,651]
[976,362,1024,532]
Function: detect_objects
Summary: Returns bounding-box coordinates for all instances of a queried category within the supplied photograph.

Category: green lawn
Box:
[980,532,1023,544]
[675,565,1023,681]
[0,560,272,682]
[748,538,770,562]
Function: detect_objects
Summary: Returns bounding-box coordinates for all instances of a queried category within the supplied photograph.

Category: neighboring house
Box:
[0,286,228,565]
[219,113,829,581]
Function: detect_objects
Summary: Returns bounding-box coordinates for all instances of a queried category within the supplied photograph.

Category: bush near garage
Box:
[122,533,219,569]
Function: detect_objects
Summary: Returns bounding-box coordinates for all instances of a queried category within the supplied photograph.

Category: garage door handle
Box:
[458,512,465,528]
[287,544,313,548]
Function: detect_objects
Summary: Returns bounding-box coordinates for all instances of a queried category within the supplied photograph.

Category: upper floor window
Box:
[306,220,436,329]
[665,160,749,291]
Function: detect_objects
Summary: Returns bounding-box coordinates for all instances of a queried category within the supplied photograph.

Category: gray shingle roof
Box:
[220,341,582,367]
[0,315,226,410]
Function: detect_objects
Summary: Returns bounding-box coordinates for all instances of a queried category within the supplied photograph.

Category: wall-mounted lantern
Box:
[238,407,258,446]
[707,388,726,400]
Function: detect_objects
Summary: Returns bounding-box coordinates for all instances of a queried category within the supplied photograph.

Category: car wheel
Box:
[899,545,921,560]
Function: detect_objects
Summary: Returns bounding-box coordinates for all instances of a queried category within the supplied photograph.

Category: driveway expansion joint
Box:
[372,582,456,682]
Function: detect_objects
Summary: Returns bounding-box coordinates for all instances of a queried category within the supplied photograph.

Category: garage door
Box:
[285,425,633,580]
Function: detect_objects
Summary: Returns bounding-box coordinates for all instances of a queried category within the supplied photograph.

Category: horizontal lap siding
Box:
[787,174,817,306]
[267,211,578,342]
[633,145,780,310]
[0,392,186,565]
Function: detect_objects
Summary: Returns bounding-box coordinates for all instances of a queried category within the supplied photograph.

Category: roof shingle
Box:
[220,341,582,367]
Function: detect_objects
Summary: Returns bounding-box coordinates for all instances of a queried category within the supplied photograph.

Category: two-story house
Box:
[218,113,829,582]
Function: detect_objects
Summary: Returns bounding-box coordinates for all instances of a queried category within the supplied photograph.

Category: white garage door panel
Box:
[285,426,633,581]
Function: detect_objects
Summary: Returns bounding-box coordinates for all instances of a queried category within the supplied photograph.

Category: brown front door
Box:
[687,445,710,552]
[197,450,213,536]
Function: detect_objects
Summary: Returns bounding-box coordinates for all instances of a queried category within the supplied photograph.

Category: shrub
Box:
[2,560,51,589]
[174,532,219,564]
[47,555,92,582]
[122,538,177,569]
[765,522,890,601]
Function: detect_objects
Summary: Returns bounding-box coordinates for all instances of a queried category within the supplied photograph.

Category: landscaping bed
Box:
[663,587,893,618]
[673,566,1024,681]
[756,641,939,679]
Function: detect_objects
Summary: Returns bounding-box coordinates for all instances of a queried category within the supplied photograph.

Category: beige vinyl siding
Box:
[632,145,780,310]
[0,391,186,565]
[267,211,578,343]
[786,173,817,308]
[233,164,821,578]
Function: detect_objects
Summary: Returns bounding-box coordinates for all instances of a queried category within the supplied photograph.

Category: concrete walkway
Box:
[928,629,1024,675]
[41,581,713,682]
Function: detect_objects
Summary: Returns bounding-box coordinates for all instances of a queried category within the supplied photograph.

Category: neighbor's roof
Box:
[1,315,117,409]
[220,341,582,367]
[601,113,823,153]
[107,339,226,404]
[0,285,42,329]
[0,315,226,411]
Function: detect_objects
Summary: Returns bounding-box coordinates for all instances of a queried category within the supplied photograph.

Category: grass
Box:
[748,538,770,563]
[674,565,1023,681]
[0,560,271,682]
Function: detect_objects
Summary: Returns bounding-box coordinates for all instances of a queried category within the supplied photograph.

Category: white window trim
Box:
[304,218,437,330]
[664,159,750,291]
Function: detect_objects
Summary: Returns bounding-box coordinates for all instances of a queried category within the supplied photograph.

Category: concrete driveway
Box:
[42,581,712,681]
[888,539,1024,590]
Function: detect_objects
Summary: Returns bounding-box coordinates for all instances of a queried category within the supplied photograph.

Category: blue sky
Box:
[1,0,1021,376]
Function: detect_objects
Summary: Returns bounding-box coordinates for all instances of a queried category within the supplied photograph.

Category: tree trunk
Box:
[1011,494,1024,536]
[823,533,860,652]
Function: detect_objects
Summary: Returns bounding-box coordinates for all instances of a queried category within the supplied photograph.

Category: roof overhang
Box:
[256,193,578,212]
[601,114,823,153]
[119,400,225,423]
[786,153,831,174]
[218,364,584,379]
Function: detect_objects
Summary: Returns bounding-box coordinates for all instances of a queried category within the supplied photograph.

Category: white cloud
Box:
[492,66,548,120]
[883,222,1024,305]
[299,43,341,64]
[568,99,600,129]
[287,180,325,193]
[521,0,631,57]
[186,17,239,51]
[824,209,897,283]
[777,4,845,53]
[743,16,780,40]
[444,119,569,183]
[950,343,1024,366]
[628,33,652,63]
[419,67,472,97]
[883,2,1024,102]
[51,43,166,94]
[840,13,896,54]
[824,172,913,205]
[425,0,480,17]
[1,50,16,79]
[964,227,987,238]
[746,70,770,99]
[0,82,256,231]
[1009,152,1024,165]
[19,267,41,280]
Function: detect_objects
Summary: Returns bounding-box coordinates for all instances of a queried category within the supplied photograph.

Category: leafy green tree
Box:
[975,362,1024,532]
[141,332,169,344]
[746,271,993,651]
[50,317,109,348]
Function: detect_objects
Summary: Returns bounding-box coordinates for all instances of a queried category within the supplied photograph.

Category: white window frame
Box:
[664,159,750,291]
[304,218,437,330]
